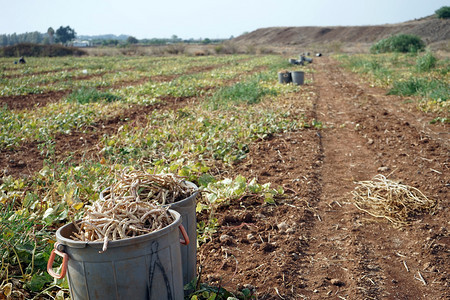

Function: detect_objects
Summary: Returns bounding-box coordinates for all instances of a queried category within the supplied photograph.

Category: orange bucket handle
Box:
[179,225,189,245]
[47,242,68,279]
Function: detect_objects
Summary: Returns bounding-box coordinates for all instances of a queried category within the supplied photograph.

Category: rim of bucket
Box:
[169,181,198,208]
[99,181,198,205]
[56,209,182,249]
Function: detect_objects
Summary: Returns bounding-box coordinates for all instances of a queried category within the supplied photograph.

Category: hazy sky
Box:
[1,0,448,39]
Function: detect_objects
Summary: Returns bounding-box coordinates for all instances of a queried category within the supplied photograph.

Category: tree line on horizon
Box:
[0,26,77,47]
[0,26,230,48]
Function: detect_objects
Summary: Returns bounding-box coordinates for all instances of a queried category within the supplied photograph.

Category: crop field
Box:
[0,52,448,299]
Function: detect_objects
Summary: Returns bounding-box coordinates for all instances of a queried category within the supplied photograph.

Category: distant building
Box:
[72,40,91,47]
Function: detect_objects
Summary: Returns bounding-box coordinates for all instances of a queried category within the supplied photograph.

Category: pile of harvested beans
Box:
[351,174,436,227]
[71,169,196,252]
[104,168,197,205]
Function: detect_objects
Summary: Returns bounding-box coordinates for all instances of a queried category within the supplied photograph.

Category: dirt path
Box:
[198,57,449,299]
[301,57,449,299]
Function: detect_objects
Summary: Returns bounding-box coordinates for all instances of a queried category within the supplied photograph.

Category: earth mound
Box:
[233,15,449,52]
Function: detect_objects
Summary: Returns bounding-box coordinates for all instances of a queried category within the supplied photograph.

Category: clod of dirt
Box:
[243,212,254,223]
[285,227,296,234]
[206,274,221,283]
[240,238,250,244]
[222,215,239,225]
[423,262,432,270]
[277,221,288,232]
[219,234,234,245]
[330,278,345,287]
[377,166,390,172]
[261,242,276,252]
[255,213,266,219]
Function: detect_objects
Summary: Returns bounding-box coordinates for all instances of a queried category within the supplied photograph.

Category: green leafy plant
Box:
[203,175,283,207]
[337,53,448,113]
[196,218,219,245]
[0,192,54,291]
[311,119,323,129]
[370,34,425,54]
[66,87,122,104]
[207,80,277,110]
[185,277,256,300]
[388,77,428,96]
[430,117,449,124]
[435,6,450,19]
[388,77,449,102]
[416,51,437,72]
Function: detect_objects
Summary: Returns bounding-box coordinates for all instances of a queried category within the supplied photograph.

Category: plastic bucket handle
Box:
[47,225,189,279]
[179,224,189,245]
[47,243,68,279]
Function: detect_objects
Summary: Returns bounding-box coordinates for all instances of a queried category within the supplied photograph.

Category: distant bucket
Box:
[291,71,305,85]
[48,210,187,300]
[278,71,292,84]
